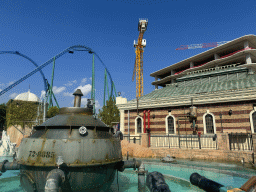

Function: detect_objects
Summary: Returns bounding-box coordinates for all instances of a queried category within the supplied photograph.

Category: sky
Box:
[0,0,255,112]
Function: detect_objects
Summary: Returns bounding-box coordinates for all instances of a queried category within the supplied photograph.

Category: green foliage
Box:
[98,97,120,127]
[0,103,7,129]
[47,106,59,118]
[6,100,40,128]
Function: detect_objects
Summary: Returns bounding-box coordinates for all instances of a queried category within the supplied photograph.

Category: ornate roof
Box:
[14,90,40,102]
[130,68,254,102]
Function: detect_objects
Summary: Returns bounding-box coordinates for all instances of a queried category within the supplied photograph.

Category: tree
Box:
[47,106,59,118]
[6,100,39,128]
[98,97,120,127]
[0,103,6,129]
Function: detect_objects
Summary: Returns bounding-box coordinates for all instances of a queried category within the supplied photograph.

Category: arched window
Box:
[167,116,174,134]
[249,110,256,133]
[135,117,143,134]
[205,114,214,134]
[165,115,176,134]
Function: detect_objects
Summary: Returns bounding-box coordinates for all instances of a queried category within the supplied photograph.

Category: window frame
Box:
[165,114,176,135]
[135,116,143,135]
[203,112,216,134]
[249,109,256,133]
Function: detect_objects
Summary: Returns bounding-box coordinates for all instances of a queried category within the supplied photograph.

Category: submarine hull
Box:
[17,128,122,192]
[20,164,117,192]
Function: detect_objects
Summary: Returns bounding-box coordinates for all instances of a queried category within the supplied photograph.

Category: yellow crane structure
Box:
[132,18,148,98]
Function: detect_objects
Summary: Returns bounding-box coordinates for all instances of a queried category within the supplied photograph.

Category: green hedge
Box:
[6,99,43,128]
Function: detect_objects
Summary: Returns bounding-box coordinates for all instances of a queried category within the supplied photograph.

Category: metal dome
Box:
[14,90,40,102]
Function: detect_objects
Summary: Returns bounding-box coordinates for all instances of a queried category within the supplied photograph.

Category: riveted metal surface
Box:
[37,114,107,128]
[19,163,117,192]
[59,107,92,115]
[17,137,122,167]
[17,105,122,192]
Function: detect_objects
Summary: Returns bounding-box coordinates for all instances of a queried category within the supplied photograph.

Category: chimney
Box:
[73,89,83,107]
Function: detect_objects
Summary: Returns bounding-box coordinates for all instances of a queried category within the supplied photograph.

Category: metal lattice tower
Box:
[132,19,148,98]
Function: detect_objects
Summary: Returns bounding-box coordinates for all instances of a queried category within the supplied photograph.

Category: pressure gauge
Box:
[79,126,87,136]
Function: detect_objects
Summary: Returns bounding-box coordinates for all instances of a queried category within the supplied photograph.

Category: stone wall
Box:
[123,100,254,135]
[121,133,255,164]
[151,148,253,164]
[7,125,32,147]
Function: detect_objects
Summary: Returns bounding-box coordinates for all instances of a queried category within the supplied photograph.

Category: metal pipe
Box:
[73,89,83,107]
[45,169,65,192]
[146,171,171,192]
[124,159,142,170]
[128,110,130,142]
[0,160,20,173]
[138,163,147,192]
[190,172,225,192]
[116,159,142,172]
[148,110,151,147]
[143,110,146,133]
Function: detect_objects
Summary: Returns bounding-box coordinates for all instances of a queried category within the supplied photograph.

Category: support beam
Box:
[154,76,158,90]
[190,62,194,68]
[214,53,220,60]
[246,54,252,64]
[244,41,249,49]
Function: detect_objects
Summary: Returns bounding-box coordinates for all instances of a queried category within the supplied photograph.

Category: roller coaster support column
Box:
[103,68,109,106]
[112,81,117,98]
[48,57,55,109]
[91,53,95,115]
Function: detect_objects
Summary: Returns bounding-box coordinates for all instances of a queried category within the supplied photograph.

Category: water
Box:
[0,156,255,192]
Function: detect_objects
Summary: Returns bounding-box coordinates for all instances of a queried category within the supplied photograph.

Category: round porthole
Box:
[79,126,87,136]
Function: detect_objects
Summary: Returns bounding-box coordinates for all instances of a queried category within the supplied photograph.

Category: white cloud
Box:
[52,86,66,94]
[75,84,91,96]
[41,90,46,98]
[63,92,73,97]
[64,82,72,86]
[8,81,15,86]
[9,93,18,98]
[81,98,88,106]
[89,77,92,81]
[95,100,101,110]
[0,88,2,92]
[64,80,77,87]
[81,78,87,83]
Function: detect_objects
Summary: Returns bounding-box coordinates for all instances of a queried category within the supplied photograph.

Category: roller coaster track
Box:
[0,51,48,94]
[0,45,114,98]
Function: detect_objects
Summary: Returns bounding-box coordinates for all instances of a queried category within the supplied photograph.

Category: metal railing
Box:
[123,135,141,145]
[228,133,253,151]
[150,134,218,150]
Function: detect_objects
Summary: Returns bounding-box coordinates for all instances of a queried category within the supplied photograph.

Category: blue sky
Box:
[0,0,255,112]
